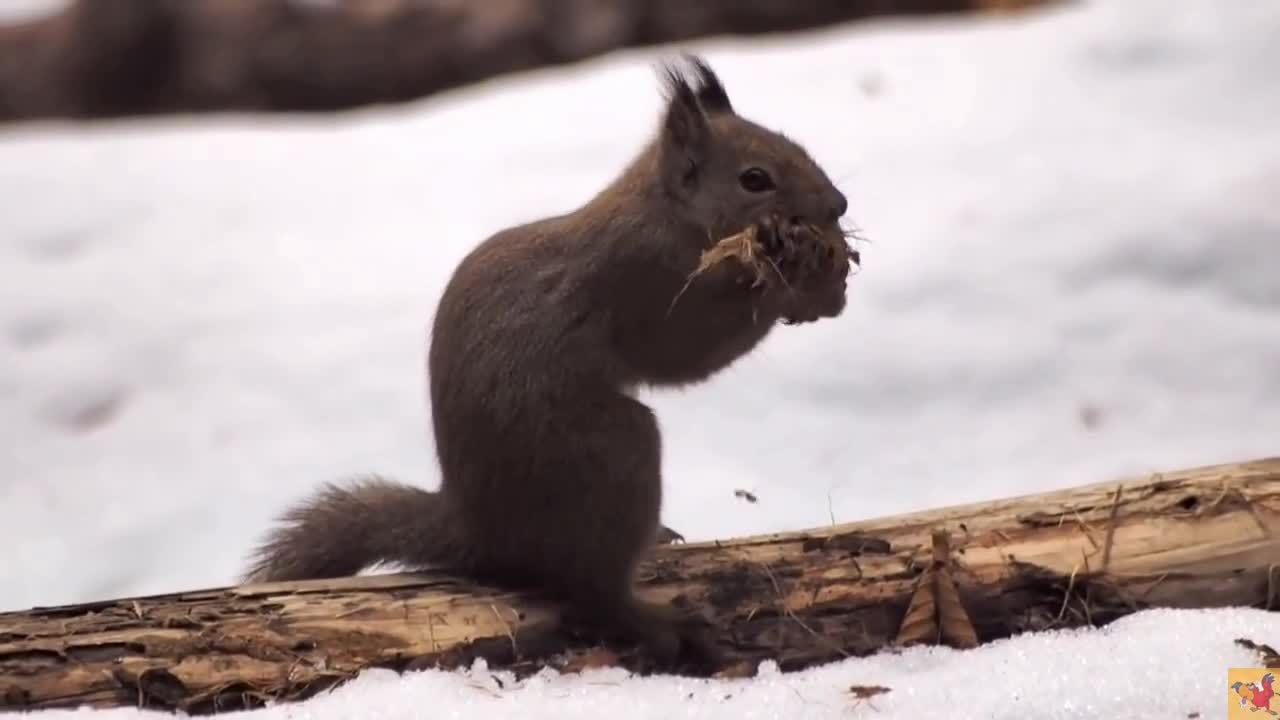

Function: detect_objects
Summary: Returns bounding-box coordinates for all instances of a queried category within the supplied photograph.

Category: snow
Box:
[2,0,1278,717]
[0,0,63,23]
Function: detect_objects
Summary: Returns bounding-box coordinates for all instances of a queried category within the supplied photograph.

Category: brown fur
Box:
[244,54,851,667]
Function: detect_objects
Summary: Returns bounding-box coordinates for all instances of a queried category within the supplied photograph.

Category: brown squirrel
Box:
[243,55,853,668]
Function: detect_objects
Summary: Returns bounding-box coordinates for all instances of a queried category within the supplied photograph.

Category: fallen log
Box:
[0,0,1057,124]
[1,457,1277,713]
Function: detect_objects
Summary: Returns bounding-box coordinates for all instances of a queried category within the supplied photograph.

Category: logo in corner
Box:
[1229,669,1278,718]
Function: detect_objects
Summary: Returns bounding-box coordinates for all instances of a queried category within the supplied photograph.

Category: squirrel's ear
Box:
[659,60,712,190]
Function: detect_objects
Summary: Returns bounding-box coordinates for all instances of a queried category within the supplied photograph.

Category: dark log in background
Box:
[0,0,1059,123]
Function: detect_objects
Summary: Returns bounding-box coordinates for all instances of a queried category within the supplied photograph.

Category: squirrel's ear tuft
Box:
[682,53,733,114]
[660,54,733,115]
[659,59,698,113]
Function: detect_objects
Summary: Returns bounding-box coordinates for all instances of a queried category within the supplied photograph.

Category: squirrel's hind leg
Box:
[524,390,717,670]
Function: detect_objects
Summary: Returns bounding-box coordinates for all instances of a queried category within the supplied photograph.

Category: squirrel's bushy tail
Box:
[242,476,458,583]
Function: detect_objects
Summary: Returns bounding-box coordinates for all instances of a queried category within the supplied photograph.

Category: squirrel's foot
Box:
[654,524,686,544]
[567,597,720,673]
[627,601,721,673]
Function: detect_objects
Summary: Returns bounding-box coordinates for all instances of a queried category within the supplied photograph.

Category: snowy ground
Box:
[2,0,1279,717]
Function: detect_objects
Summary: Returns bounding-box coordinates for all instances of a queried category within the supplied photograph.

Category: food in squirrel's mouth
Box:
[690,214,859,295]
[677,214,857,325]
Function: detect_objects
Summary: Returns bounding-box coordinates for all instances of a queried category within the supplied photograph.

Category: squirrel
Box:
[243,55,853,669]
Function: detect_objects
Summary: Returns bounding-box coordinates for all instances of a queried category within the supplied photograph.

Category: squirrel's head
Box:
[655,55,849,237]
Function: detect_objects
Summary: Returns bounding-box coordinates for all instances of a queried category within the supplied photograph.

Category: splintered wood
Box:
[1,457,1277,714]
[1235,639,1280,668]
[895,530,979,648]
[672,217,860,323]
[692,224,771,285]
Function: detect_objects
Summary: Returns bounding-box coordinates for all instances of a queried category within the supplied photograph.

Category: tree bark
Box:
[1,457,1276,713]
[0,0,1055,124]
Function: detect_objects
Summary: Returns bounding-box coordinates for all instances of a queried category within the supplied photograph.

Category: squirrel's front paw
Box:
[756,218,854,324]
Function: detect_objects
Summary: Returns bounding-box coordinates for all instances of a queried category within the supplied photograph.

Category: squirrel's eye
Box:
[739,168,775,193]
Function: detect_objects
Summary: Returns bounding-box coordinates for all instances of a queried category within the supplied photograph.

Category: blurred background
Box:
[1,0,1277,612]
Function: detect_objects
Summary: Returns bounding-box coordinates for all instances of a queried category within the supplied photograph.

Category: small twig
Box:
[427,611,439,652]
[464,681,505,698]
[1202,481,1232,514]
[1070,506,1100,550]
[489,604,519,658]
[1099,484,1123,573]
[334,605,372,619]
[1078,591,1094,626]
[1076,547,1095,626]
[760,561,849,659]
[667,229,722,317]
[761,253,792,292]
[667,274,700,318]
[1055,564,1080,624]
[1135,572,1171,602]
[787,685,833,711]
[1086,575,1140,612]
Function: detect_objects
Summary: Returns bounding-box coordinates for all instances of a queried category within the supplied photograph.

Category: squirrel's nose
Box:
[827,190,848,222]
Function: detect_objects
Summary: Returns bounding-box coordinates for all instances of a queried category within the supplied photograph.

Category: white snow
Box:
[2,0,1278,717]
[0,0,64,23]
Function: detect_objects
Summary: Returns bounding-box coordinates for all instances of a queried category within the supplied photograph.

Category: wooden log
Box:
[0,0,1057,124]
[1,457,1277,713]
